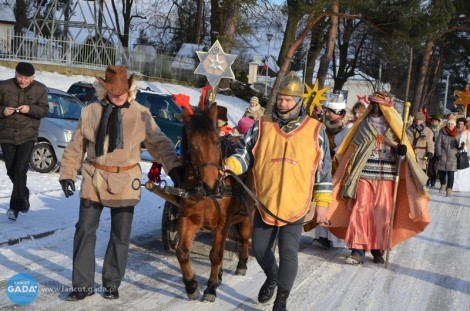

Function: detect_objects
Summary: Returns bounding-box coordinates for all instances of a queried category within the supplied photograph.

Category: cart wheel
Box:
[161,201,180,251]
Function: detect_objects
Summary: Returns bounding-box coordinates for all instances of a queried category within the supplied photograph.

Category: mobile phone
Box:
[15,108,20,113]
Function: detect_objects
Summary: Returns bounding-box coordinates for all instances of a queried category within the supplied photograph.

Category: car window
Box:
[47,94,83,120]
[146,95,180,119]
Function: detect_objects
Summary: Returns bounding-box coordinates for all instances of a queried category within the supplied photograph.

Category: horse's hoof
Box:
[235,267,247,276]
[184,278,200,300]
[202,293,216,302]
[187,284,200,300]
[236,260,248,276]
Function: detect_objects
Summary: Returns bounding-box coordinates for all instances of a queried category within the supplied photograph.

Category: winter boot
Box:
[439,184,446,194]
[446,188,452,197]
[258,267,278,303]
[272,285,290,311]
[371,249,385,264]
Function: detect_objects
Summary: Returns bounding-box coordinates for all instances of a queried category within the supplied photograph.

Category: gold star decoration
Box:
[303,80,329,117]
[194,40,238,88]
[454,85,470,116]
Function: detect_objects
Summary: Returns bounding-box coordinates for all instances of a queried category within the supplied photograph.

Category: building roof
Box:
[0,4,15,23]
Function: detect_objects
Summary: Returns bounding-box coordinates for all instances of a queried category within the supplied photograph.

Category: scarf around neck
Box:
[95,100,130,157]
[445,126,458,137]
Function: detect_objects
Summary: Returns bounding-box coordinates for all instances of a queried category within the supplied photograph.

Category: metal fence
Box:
[0,34,200,84]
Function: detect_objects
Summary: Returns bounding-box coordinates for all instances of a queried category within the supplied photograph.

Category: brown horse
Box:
[176,103,252,302]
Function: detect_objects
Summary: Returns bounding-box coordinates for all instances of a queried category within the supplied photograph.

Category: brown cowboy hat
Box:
[96,65,134,96]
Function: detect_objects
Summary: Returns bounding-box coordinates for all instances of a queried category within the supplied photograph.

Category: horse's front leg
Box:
[202,222,230,302]
[176,214,201,300]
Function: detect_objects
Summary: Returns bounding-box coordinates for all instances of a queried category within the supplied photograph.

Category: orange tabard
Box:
[252,116,321,226]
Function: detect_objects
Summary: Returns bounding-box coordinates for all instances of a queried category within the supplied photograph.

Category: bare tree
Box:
[109,0,146,48]
[316,0,338,89]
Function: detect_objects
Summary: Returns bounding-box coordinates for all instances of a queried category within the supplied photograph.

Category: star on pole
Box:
[303,80,329,118]
[194,40,238,88]
[454,85,470,116]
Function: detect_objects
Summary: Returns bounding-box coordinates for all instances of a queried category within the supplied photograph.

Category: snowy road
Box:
[0,162,469,310]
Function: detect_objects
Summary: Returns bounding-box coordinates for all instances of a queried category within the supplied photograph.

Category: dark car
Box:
[135,87,184,143]
[29,88,84,173]
[66,81,97,105]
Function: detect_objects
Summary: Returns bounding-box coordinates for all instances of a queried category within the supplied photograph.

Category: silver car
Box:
[29,88,84,173]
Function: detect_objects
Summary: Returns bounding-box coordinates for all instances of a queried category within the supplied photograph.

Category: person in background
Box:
[59,65,183,301]
[435,114,459,197]
[224,71,332,311]
[460,121,470,152]
[429,115,442,140]
[452,120,470,192]
[312,92,352,250]
[243,96,265,121]
[406,112,434,173]
[456,117,467,136]
[426,114,442,187]
[327,91,430,265]
[217,105,234,136]
[352,100,367,122]
[0,62,48,221]
[235,116,255,136]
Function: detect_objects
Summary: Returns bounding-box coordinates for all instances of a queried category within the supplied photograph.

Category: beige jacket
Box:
[406,125,435,170]
[59,96,180,208]
[243,106,265,121]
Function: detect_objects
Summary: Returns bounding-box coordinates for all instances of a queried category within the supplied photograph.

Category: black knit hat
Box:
[15,62,35,77]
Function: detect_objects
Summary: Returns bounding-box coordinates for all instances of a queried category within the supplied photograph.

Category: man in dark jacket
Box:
[0,62,48,221]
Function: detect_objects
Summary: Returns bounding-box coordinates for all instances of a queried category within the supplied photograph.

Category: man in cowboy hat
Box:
[224,71,332,311]
[0,62,48,221]
[59,65,183,301]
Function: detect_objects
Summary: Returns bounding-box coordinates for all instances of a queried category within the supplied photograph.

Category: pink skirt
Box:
[344,178,394,252]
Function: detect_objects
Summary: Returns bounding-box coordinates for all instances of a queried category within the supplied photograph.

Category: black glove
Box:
[425,152,433,158]
[396,144,407,157]
[168,166,185,188]
[60,179,75,198]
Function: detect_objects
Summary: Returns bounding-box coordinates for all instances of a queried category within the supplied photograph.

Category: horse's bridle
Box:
[184,155,228,198]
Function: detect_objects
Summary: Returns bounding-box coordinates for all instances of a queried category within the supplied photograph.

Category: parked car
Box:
[29,88,84,173]
[65,82,184,143]
[135,87,184,143]
[66,81,97,105]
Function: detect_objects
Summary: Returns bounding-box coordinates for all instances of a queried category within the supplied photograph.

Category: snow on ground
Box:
[0,66,469,310]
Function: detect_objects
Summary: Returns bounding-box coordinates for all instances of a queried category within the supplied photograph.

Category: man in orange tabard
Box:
[224,71,332,311]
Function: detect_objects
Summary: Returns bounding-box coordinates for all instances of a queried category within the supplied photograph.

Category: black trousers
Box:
[72,199,134,289]
[251,210,304,291]
[1,140,35,211]
[439,170,455,189]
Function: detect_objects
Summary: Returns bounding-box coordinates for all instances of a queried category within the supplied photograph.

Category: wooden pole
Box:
[144,181,180,207]
[385,102,411,269]
[404,47,413,109]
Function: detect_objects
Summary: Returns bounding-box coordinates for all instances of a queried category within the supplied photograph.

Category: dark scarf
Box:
[95,100,130,157]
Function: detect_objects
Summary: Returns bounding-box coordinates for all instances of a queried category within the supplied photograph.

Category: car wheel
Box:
[30,142,58,173]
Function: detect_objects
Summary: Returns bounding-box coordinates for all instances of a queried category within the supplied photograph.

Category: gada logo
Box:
[6,273,38,305]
